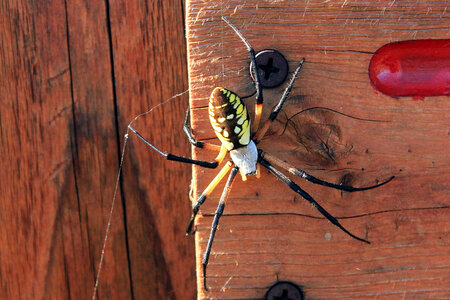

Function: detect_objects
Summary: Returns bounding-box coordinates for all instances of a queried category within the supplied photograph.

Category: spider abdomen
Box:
[209,87,251,151]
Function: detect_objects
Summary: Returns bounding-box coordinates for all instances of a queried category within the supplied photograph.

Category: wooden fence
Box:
[1,1,195,299]
[0,0,449,299]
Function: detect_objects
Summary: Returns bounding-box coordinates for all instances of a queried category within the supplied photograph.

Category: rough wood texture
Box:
[185,1,449,299]
[0,1,195,299]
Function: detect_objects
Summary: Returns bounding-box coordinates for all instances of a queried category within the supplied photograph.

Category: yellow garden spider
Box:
[129,17,394,290]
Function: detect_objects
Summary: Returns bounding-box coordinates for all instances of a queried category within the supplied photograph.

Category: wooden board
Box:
[0,1,195,299]
[109,1,195,299]
[185,1,450,299]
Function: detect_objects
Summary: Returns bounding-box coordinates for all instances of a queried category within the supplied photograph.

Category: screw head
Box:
[265,281,304,300]
[250,49,289,89]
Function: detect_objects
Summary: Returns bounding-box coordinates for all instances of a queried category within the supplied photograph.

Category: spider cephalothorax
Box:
[128,16,394,291]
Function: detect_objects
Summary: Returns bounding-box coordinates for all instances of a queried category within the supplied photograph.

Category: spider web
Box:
[91,89,189,300]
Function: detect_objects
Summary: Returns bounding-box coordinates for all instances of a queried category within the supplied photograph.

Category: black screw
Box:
[265,281,304,300]
[250,49,289,89]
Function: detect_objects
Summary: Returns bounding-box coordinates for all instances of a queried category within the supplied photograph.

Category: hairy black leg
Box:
[183,105,202,147]
[202,166,239,290]
[255,58,305,143]
[183,106,222,151]
[261,150,395,192]
[129,125,221,168]
[222,16,264,131]
[185,162,233,235]
[259,159,370,244]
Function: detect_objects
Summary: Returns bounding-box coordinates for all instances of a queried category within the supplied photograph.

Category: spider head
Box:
[229,140,258,179]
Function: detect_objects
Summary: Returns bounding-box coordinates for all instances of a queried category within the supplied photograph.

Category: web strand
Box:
[92,89,190,300]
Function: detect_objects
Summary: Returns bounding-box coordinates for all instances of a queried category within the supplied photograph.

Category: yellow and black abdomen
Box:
[209,87,251,151]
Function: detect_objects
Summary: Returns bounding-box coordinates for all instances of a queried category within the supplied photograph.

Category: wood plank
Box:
[185,1,450,299]
[0,1,195,299]
[109,0,196,299]
[0,0,76,298]
[64,0,131,299]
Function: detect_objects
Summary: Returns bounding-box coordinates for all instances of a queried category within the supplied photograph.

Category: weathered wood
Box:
[186,1,449,299]
[0,1,194,299]
[64,1,131,299]
[109,0,195,299]
[0,1,90,299]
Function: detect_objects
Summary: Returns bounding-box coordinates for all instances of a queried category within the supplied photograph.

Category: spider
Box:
[128,17,394,290]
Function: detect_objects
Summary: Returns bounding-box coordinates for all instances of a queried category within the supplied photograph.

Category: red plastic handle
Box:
[369,39,450,98]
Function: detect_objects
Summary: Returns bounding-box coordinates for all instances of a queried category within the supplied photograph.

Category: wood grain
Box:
[0,1,194,299]
[186,1,450,299]
[0,1,76,298]
[109,0,195,299]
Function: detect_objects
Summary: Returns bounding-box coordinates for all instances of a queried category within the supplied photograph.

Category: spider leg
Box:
[222,16,263,132]
[202,166,239,291]
[259,158,370,244]
[129,125,227,168]
[261,151,395,191]
[183,105,221,151]
[186,161,234,235]
[254,58,305,143]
